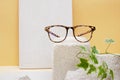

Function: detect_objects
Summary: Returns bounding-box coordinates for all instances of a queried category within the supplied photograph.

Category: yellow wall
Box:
[0,0,120,66]
[73,0,120,53]
[0,0,18,66]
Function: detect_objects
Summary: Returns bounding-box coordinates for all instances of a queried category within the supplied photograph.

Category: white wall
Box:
[19,0,72,68]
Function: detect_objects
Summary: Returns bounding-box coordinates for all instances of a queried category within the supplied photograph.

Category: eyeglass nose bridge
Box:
[65,27,74,37]
[65,27,74,30]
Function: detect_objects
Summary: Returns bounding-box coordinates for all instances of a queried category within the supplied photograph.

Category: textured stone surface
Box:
[97,54,120,80]
[65,54,120,80]
[65,69,111,80]
[53,37,90,80]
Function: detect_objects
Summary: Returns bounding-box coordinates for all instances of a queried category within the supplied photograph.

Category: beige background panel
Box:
[73,0,120,53]
[0,0,120,66]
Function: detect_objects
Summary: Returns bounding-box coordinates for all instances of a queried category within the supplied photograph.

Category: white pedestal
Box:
[65,54,120,80]
[97,54,120,80]
[53,37,90,80]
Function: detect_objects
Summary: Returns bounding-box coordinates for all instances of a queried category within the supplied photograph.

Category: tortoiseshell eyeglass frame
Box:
[45,25,96,43]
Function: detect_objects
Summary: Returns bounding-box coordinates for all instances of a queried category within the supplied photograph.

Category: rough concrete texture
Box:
[65,54,120,80]
[53,37,90,80]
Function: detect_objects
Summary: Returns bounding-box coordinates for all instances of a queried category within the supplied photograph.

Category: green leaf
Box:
[98,66,107,80]
[98,66,103,77]
[91,46,99,54]
[98,63,108,80]
[77,58,89,70]
[109,69,114,80]
[105,39,114,44]
[101,73,107,80]
[80,46,87,52]
[87,64,96,74]
[90,52,98,64]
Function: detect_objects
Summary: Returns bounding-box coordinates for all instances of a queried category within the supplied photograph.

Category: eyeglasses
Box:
[45,25,96,43]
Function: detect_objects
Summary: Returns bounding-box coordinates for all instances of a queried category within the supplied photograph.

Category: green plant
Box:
[76,45,114,80]
[105,39,114,54]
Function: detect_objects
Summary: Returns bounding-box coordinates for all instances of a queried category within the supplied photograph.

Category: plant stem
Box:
[105,43,111,54]
[76,51,81,59]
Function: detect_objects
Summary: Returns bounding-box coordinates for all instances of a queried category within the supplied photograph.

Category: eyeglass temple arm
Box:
[77,27,95,36]
[45,27,60,38]
[77,30,92,37]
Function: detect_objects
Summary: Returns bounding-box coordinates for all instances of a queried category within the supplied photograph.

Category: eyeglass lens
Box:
[49,25,67,42]
[74,26,92,42]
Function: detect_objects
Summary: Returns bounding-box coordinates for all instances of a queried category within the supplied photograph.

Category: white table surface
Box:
[0,66,52,80]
